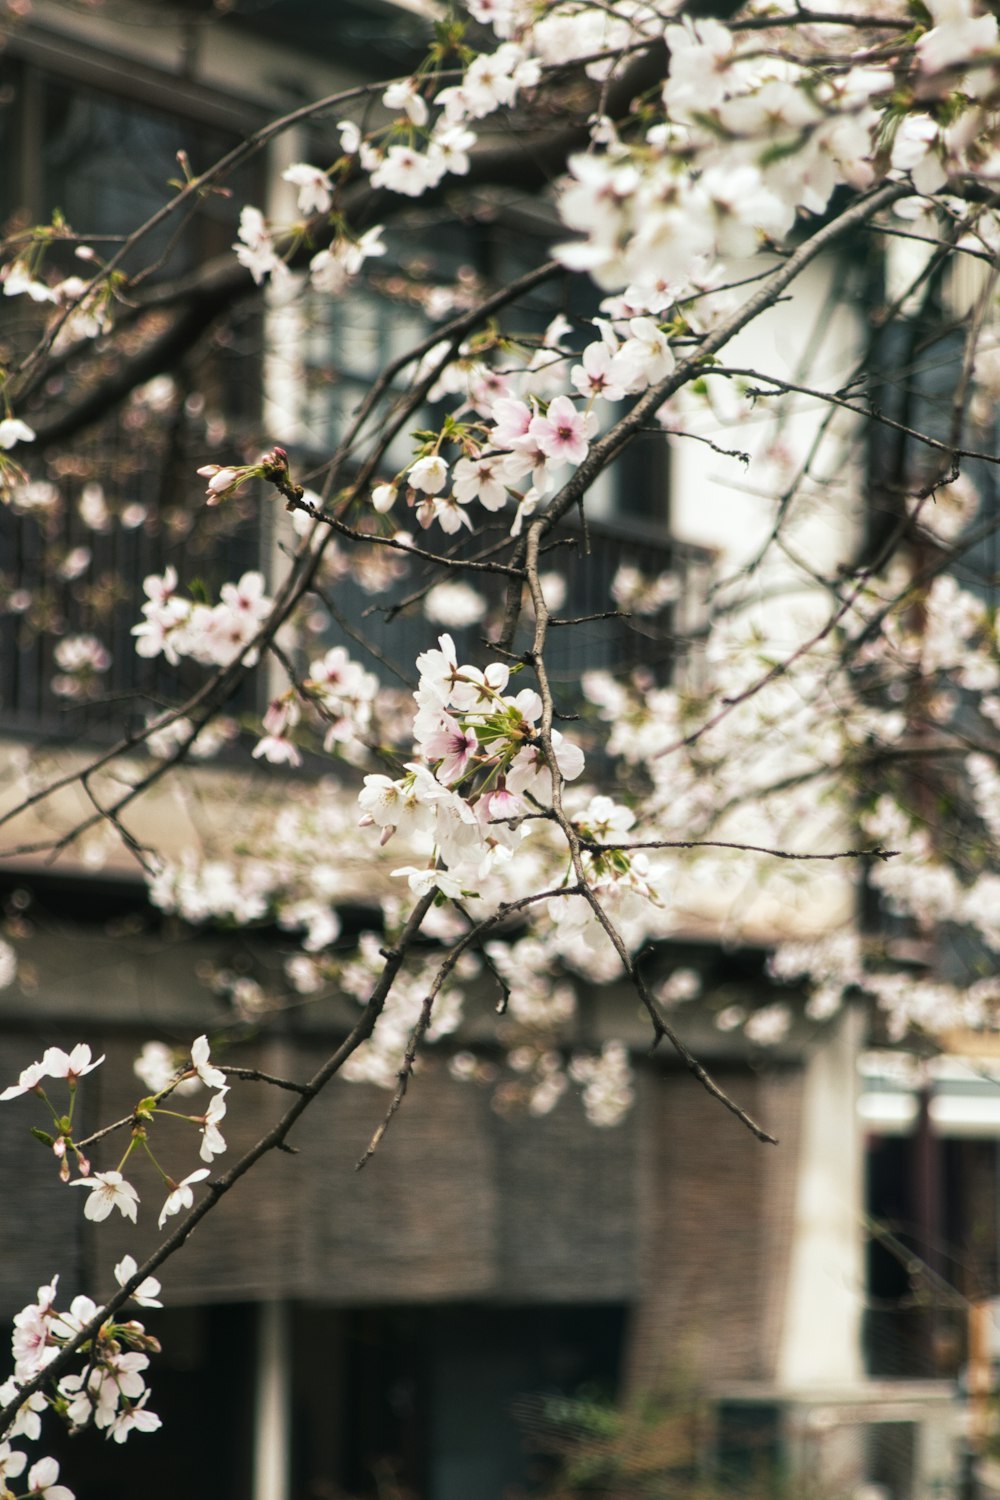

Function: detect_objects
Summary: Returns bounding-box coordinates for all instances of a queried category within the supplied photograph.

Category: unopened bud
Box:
[196,463,252,506]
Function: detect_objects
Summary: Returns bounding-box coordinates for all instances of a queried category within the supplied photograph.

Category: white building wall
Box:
[666,254,868,944]
[777,1004,866,1386]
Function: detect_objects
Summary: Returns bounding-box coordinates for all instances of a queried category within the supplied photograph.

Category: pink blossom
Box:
[372,483,398,512]
[452,453,512,510]
[252,735,303,767]
[415,634,463,705]
[469,367,513,415]
[344,225,386,275]
[450,661,510,712]
[49,1294,100,1343]
[382,78,429,126]
[528,396,595,465]
[467,0,517,33]
[478,783,524,825]
[370,145,445,197]
[571,340,627,402]
[12,1305,55,1378]
[2,259,56,302]
[134,566,179,611]
[421,714,479,782]
[233,205,288,286]
[0,1381,46,1441]
[506,730,586,797]
[490,397,534,448]
[0,417,35,449]
[416,495,473,533]
[390,866,467,900]
[109,1390,162,1444]
[338,119,361,154]
[918,2,998,73]
[197,465,243,504]
[357,771,439,839]
[408,455,449,494]
[0,1444,26,1485]
[431,121,475,176]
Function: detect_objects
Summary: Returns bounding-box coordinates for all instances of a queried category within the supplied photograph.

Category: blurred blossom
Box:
[0,939,16,990]
[538,572,566,612]
[133,375,177,413]
[120,502,148,530]
[611,565,679,615]
[743,1003,792,1046]
[133,1041,200,1096]
[56,547,91,581]
[53,634,111,674]
[425,581,488,627]
[78,482,111,531]
[9,480,60,516]
[145,714,238,761]
[655,967,701,1005]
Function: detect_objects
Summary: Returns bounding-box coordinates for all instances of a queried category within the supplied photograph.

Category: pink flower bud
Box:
[207,467,240,495]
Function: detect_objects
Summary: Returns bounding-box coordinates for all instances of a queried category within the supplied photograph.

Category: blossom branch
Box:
[354,881,586,1169]
[521,521,776,1143]
[0,888,437,1437]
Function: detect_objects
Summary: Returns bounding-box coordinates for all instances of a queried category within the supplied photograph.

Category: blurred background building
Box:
[0,3,994,1498]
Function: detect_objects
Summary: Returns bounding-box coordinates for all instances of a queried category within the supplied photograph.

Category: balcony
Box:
[0,437,262,744]
[316,515,714,698]
[1,495,711,747]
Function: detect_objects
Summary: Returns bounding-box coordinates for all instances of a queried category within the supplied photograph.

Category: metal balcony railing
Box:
[331,516,714,694]
[0,455,262,744]
[1,492,712,747]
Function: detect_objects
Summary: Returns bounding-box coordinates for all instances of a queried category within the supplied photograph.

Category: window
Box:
[290,1303,626,1500]
[294,214,697,693]
[0,53,264,738]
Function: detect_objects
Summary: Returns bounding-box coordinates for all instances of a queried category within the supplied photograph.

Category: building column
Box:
[776,1004,866,1387]
[253,1299,291,1500]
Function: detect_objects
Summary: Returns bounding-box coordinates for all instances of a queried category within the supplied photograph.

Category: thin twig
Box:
[577,837,898,861]
[521,524,777,1144]
[217,1066,310,1094]
[355,883,582,1168]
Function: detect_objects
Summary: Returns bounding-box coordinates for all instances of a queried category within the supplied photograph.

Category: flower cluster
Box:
[2,244,118,348]
[358,632,584,896]
[132,567,273,669]
[4,1269,162,1465]
[193,0,980,566]
[50,634,111,700]
[368,305,683,537]
[0,1036,226,1224]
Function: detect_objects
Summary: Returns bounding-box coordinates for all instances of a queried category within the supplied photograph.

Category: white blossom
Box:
[70,1171,139,1224]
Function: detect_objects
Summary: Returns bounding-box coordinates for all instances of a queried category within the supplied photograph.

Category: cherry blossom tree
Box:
[3,0,1000,1484]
